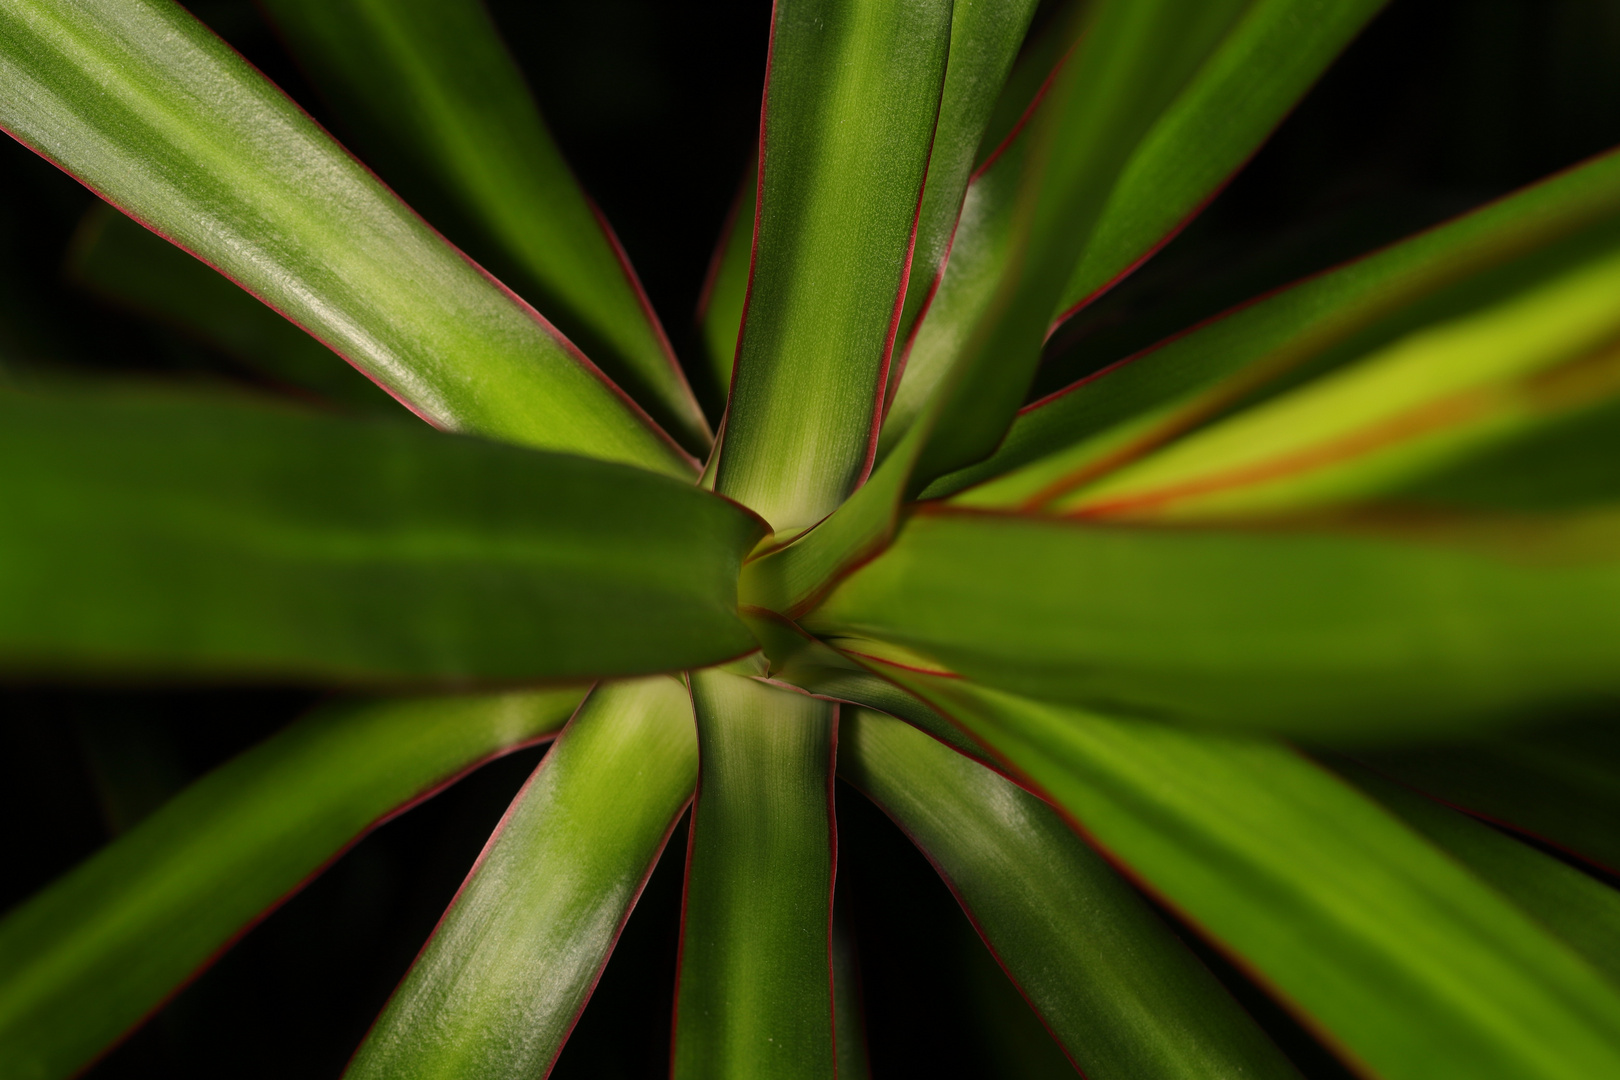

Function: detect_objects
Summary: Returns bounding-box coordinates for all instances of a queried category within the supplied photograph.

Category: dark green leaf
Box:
[803,507,1620,739]
[347,677,696,1080]
[675,669,837,1079]
[67,205,398,415]
[1329,757,1620,989]
[714,0,953,530]
[864,673,1620,1080]
[697,158,758,404]
[840,706,1300,1080]
[0,0,692,474]
[0,387,764,683]
[0,688,582,1080]
[260,0,712,454]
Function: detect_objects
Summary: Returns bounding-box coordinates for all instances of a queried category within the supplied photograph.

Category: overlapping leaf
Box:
[0,387,763,683]
[0,688,583,1080]
[0,0,691,474]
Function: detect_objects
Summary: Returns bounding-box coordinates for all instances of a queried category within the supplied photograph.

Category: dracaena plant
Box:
[5,0,1620,1077]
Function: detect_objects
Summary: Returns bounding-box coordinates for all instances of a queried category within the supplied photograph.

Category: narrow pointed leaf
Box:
[869,673,1620,1080]
[1358,726,1620,871]
[891,0,1041,356]
[0,387,763,683]
[347,677,696,1080]
[1056,242,1620,520]
[1330,758,1620,989]
[674,670,837,1079]
[260,0,711,454]
[0,688,582,1080]
[831,891,871,1080]
[937,146,1620,504]
[840,706,1300,1080]
[698,158,758,402]
[0,0,691,474]
[1051,0,1388,323]
[906,0,1253,488]
[67,205,398,415]
[803,507,1620,739]
[714,0,953,530]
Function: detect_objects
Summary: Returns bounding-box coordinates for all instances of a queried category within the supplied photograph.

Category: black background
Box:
[4,1,1620,1076]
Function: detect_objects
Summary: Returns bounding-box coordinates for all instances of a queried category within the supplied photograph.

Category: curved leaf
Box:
[937,146,1620,504]
[868,672,1620,1080]
[0,387,764,683]
[840,706,1300,1080]
[803,507,1620,740]
[260,0,711,454]
[1330,757,1620,990]
[0,0,691,474]
[697,157,758,404]
[0,687,583,1080]
[714,0,953,530]
[67,205,398,415]
[674,669,837,1080]
[347,677,696,1080]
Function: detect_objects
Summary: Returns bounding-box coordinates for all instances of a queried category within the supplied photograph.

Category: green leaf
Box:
[0,0,691,475]
[714,0,953,530]
[1358,724,1620,871]
[831,891,871,1080]
[1052,0,1388,322]
[259,0,712,455]
[840,706,1301,1080]
[904,0,1254,488]
[1051,241,1620,521]
[1329,757,1620,990]
[802,507,1620,740]
[0,387,764,683]
[0,687,582,1080]
[697,157,758,405]
[937,146,1620,504]
[864,673,1620,1080]
[347,677,696,1080]
[67,205,398,415]
[675,669,837,1080]
[890,0,1042,359]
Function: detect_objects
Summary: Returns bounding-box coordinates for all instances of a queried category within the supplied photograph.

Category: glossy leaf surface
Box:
[940,146,1620,503]
[68,205,397,415]
[805,507,1620,739]
[0,0,691,474]
[841,706,1300,1080]
[675,670,837,1080]
[348,677,696,1080]
[261,0,711,454]
[0,388,763,683]
[1331,758,1620,989]
[715,0,953,529]
[871,673,1620,1080]
[0,688,583,1080]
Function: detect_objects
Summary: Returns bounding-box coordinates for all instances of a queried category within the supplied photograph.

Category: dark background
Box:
[4,1,1620,1076]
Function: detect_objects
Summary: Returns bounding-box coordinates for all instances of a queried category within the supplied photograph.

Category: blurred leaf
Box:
[347,677,695,1080]
[0,387,763,684]
[67,205,398,415]
[697,157,757,406]
[75,715,187,836]
[840,706,1300,1080]
[804,507,1620,740]
[714,0,953,530]
[260,0,711,455]
[0,687,582,1080]
[1052,0,1388,323]
[831,889,871,1080]
[0,0,692,474]
[866,673,1620,1080]
[674,670,837,1080]
[1329,757,1620,989]
[1056,242,1620,520]
[938,146,1620,505]
[1358,723,1620,872]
